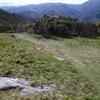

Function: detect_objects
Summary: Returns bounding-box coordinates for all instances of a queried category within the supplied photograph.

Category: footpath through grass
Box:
[13,33,100,92]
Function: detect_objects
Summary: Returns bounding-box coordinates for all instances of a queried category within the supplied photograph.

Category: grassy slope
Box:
[16,34,100,93]
[61,38,100,91]
[0,33,99,100]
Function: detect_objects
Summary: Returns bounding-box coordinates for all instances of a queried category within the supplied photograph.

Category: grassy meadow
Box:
[0,33,100,100]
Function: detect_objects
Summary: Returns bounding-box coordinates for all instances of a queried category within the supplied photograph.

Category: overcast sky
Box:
[0,0,88,6]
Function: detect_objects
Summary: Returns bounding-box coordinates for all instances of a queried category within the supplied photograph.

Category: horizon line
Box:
[0,1,88,7]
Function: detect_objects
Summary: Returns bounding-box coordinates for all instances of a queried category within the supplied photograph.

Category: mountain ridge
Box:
[0,0,100,22]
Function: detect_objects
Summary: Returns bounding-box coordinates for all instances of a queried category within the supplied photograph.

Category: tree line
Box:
[0,15,99,38]
[25,15,99,38]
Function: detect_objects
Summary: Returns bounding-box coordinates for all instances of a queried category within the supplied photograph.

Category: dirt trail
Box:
[13,33,66,61]
[12,33,88,66]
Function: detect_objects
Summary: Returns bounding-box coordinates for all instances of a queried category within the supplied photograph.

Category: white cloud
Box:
[0,0,88,6]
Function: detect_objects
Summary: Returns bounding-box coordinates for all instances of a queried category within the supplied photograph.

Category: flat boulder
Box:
[0,77,56,95]
[0,77,29,90]
[21,84,57,96]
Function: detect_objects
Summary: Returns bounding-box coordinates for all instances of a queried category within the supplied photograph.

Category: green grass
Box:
[60,38,100,93]
[0,33,100,100]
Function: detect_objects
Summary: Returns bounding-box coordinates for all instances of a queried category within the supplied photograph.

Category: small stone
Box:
[54,56,65,61]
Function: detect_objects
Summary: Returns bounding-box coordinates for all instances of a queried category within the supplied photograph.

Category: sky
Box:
[0,0,88,6]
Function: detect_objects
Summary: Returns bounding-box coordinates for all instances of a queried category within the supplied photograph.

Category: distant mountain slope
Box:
[83,10,100,22]
[1,0,100,22]
[1,3,81,19]
[0,9,32,25]
[81,0,100,14]
[80,0,100,22]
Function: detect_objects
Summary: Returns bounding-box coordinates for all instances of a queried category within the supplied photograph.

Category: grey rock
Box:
[21,84,57,96]
[0,77,29,90]
[0,77,56,95]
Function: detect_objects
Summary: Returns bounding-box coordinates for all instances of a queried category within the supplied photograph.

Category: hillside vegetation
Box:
[0,9,30,24]
[0,11,99,38]
[25,16,98,38]
[0,33,99,99]
[0,9,32,32]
